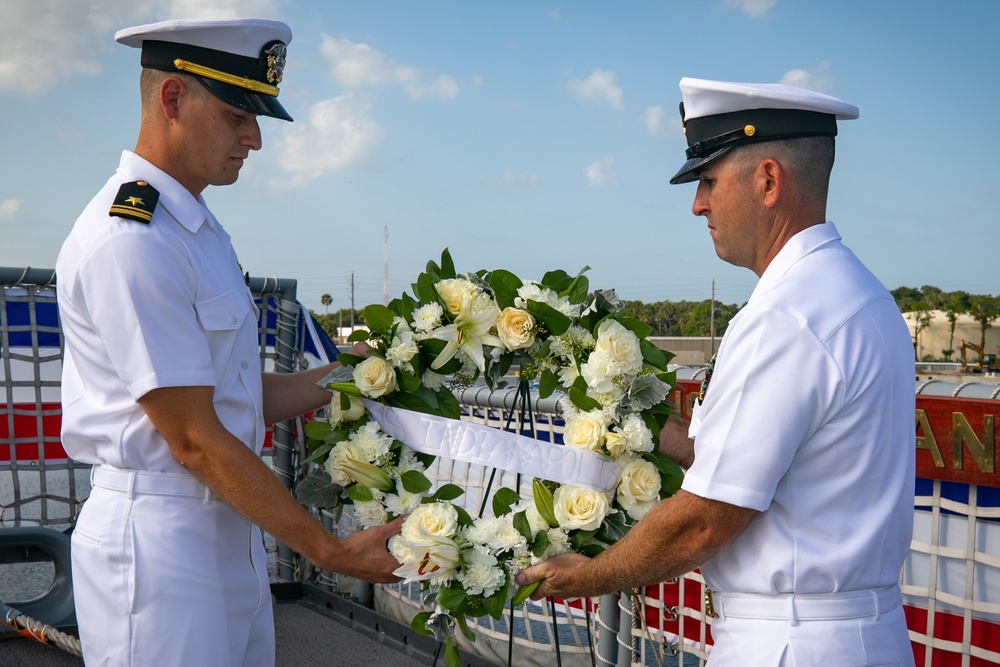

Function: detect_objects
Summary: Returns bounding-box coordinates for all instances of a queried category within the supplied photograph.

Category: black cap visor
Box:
[670,146,733,185]
[196,76,293,121]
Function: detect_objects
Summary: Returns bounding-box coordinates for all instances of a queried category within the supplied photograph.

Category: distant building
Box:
[903,310,1000,361]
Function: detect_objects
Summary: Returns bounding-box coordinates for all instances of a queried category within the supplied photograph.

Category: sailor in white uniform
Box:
[56,18,402,666]
[516,78,916,666]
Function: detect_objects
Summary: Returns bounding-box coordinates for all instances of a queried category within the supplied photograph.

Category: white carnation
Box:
[515,282,580,318]
[384,490,423,516]
[580,319,642,394]
[412,302,444,332]
[352,500,389,528]
[421,368,446,391]
[348,421,393,463]
[457,545,505,597]
[386,339,419,370]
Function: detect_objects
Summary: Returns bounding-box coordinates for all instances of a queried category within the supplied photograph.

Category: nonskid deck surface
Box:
[0,596,434,667]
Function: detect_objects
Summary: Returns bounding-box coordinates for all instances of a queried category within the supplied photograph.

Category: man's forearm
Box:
[659,417,695,469]
[261,362,338,424]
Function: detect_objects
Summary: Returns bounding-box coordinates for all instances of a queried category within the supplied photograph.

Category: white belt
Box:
[91,465,215,502]
[713,585,902,624]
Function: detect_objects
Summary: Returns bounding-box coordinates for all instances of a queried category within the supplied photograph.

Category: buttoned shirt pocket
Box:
[194,289,255,385]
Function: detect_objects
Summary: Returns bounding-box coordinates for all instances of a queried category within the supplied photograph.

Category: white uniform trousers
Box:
[706,586,915,667]
[72,466,275,666]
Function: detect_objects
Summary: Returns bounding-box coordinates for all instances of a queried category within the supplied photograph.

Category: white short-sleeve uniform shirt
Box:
[684,222,915,596]
[57,150,264,470]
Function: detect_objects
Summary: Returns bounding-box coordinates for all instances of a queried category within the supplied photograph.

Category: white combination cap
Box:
[115,18,293,121]
[670,77,859,184]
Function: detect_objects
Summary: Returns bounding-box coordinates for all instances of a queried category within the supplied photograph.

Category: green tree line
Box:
[891,286,1000,361]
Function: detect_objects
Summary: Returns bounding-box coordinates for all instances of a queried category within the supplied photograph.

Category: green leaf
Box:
[615,316,653,341]
[563,267,591,303]
[364,304,397,333]
[537,368,558,399]
[444,639,461,667]
[454,616,476,643]
[512,510,533,542]
[599,509,629,542]
[532,479,559,528]
[336,352,366,367]
[642,450,685,495]
[482,573,510,620]
[568,386,602,412]
[388,387,438,415]
[491,487,521,516]
[346,329,371,343]
[432,484,465,501]
[579,543,606,557]
[569,528,597,551]
[525,300,572,336]
[511,580,541,606]
[540,269,572,293]
[414,272,439,304]
[304,420,332,441]
[437,582,468,612]
[400,470,433,494]
[345,484,374,502]
[433,387,463,420]
[488,269,523,309]
[454,505,474,527]
[301,442,334,465]
[409,611,433,636]
[397,370,422,393]
[294,469,344,509]
[640,339,670,371]
[531,530,551,557]
[440,248,456,279]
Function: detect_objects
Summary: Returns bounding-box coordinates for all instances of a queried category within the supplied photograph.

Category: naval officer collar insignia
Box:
[109,180,159,223]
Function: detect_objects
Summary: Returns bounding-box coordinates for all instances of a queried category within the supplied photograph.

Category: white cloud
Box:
[779,62,832,93]
[724,0,777,18]
[567,69,623,110]
[0,0,282,94]
[496,169,539,194]
[320,35,460,100]
[269,94,384,189]
[643,106,665,136]
[584,158,616,187]
[0,199,23,220]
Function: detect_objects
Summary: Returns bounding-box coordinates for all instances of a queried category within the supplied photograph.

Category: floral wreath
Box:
[297,249,683,666]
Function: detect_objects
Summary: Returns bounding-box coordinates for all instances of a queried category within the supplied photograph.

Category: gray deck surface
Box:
[0,594,439,666]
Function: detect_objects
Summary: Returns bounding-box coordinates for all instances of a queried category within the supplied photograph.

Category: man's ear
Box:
[160,76,184,121]
[758,157,783,208]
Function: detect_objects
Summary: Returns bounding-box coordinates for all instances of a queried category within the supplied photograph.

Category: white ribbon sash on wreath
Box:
[362,400,622,493]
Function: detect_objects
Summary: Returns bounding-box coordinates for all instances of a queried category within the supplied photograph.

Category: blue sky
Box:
[2,1,997,313]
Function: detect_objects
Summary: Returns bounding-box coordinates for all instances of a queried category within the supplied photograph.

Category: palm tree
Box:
[320,293,332,315]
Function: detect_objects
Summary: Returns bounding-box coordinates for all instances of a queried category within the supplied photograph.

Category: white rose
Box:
[324,440,366,486]
[401,502,459,542]
[329,391,366,425]
[435,278,480,317]
[353,356,397,398]
[495,307,536,351]
[553,485,610,532]
[563,410,607,452]
[617,459,661,521]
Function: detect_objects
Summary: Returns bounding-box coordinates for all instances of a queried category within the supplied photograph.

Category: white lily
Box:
[393,523,461,583]
[430,292,502,372]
